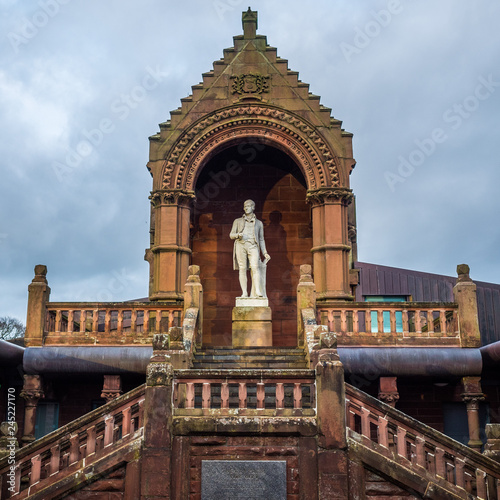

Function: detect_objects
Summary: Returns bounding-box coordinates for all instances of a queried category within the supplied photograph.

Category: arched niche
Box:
[191,141,312,346]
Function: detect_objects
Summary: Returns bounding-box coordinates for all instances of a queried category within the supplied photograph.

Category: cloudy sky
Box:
[1,0,499,322]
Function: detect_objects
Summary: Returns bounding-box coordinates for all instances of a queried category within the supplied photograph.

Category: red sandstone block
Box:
[289,467,299,481]
[191,436,226,446]
[227,436,264,446]
[288,480,300,494]
[318,451,348,475]
[265,447,298,456]
[319,474,349,498]
[190,480,201,494]
[189,494,201,500]
[142,472,170,496]
[278,187,306,201]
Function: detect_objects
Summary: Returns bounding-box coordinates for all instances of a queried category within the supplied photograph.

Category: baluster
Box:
[353,310,359,334]
[104,415,114,447]
[13,465,21,495]
[239,382,247,409]
[455,458,465,489]
[396,427,407,459]
[415,436,426,468]
[202,383,211,410]
[122,407,131,437]
[79,310,86,333]
[138,399,145,427]
[377,309,384,333]
[415,310,422,334]
[366,309,372,333]
[104,310,111,333]
[155,310,162,332]
[435,447,445,478]
[93,309,99,333]
[30,454,42,485]
[257,382,265,409]
[378,416,389,449]
[55,310,62,333]
[476,470,487,500]
[131,309,137,332]
[86,426,96,456]
[186,383,195,409]
[143,311,150,333]
[276,383,284,409]
[427,310,434,334]
[69,434,80,465]
[361,407,370,439]
[293,383,302,409]
[50,444,61,475]
[340,309,347,333]
[439,310,446,335]
[453,310,459,335]
[328,309,334,331]
[402,309,409,334]
[117,310,123,333]
[67,310,74,333]
[221,382,229,409]
[173,380,179,408]
[390,310,396,333]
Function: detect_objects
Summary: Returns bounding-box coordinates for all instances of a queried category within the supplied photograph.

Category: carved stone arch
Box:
[160,105,341,192]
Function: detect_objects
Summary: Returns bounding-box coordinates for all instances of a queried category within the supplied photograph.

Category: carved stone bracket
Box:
[161,105,341,190]
[306,187,354,206]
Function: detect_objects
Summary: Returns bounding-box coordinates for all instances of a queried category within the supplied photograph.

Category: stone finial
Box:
[187,265,201,283]
[457,264,471,282]
[299,264,313,283]
[242,7,257,39]
[32,264,48,284]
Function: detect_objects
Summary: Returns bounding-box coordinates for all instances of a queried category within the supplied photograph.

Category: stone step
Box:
[193,347,308,369]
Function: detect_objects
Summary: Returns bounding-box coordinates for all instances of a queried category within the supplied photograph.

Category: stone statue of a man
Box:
[230,200,271,298]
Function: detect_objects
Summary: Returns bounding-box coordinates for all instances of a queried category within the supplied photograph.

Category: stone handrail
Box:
[173,369,316,417]
[318,302,459,345]
[346,383,500,499]
[0,384,145,498]
[44,302,183,344]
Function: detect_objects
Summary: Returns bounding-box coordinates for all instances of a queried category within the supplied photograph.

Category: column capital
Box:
[306,187,353,206]
[149,189,195,208]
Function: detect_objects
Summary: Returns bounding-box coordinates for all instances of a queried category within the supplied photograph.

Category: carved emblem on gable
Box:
[231,73,269,95]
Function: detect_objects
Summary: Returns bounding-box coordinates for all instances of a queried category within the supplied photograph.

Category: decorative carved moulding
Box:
[149,189,196,207]
[160,105,342,191]
[306,187,354,206]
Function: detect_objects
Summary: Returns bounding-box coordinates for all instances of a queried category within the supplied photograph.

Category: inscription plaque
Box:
[201,460,287,500]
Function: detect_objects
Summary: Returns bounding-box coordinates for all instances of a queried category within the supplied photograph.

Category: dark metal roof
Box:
[355,262,500,346]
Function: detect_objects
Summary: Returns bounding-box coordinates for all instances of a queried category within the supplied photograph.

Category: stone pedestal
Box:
[232,302,272,347]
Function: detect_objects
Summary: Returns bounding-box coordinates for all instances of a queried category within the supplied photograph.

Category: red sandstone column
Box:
[149,190,194,301]
[141,334,174,499]
[307,188,353,302]
[461,376,485,452]
[25,265,51,347]
[19,375,44,445]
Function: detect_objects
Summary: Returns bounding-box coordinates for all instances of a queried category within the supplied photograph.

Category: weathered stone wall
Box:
[64,464,127,499]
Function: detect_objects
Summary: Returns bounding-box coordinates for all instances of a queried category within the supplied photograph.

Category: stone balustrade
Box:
[0,385,145,498]
[318,302,459,345]
[346,384,500,499]
[44,302,183,344]
[173,369,316,417]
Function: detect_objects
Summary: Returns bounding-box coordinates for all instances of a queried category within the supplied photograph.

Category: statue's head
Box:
[243,199,255,214]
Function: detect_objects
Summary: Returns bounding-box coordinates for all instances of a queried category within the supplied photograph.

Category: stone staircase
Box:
[192,346,308,369]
